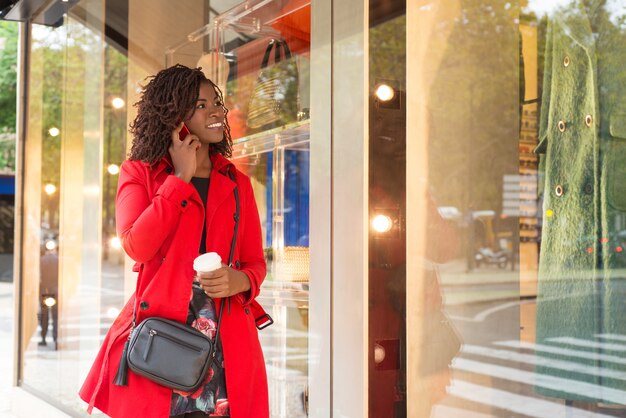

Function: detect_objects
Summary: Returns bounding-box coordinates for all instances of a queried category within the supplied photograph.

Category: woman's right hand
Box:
[169,122,200,183]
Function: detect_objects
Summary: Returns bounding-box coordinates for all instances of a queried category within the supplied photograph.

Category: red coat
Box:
[79,154,269,418]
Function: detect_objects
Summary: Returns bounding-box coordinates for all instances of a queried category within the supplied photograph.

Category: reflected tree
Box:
[0,21,17,173]
[428,0,519,214]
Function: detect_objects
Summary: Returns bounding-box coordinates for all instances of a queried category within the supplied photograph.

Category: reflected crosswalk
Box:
[454,357,626,404]
[545,337,626,352]
[447,380,615,418]
[494,340,626,365]
[448,337,626,417]
[462,344,626,380]
[596,334,626,343]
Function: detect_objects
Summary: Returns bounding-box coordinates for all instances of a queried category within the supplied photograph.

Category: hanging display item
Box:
[246,39,300,132]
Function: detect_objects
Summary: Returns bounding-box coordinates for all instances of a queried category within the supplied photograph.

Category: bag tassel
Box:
[113,338,131,386]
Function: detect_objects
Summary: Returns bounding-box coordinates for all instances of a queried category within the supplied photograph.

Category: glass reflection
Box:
[390,0,626,416]
[531,0,626,412]
[36,23,62,352]
[22,8,110,415]
[418,17,521,413]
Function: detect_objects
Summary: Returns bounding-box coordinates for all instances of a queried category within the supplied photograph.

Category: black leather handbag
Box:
[126,315,218,391]
[113,169,239,391]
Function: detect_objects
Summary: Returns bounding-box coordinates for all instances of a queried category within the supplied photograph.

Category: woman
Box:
[79,64,269,418]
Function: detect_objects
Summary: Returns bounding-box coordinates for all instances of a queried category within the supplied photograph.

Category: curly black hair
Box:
[128,64,232,164]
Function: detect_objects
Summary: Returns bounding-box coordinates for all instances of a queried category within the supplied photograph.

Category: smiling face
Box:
[184,81,226,145]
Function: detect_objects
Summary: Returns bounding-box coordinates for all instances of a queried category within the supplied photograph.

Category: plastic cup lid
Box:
[193,252,222,272]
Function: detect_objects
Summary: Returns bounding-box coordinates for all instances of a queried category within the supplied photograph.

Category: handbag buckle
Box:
[255,313,274,330]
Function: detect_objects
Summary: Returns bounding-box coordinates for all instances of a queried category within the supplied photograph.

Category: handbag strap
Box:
[277,40,292,61]
[211,167,240,356]
[260,39,275,69]
[260,39,292,69]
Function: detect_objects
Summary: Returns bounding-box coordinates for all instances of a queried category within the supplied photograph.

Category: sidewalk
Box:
[438,259,525,305]
[439,259,519,287]
[0,282,16,418]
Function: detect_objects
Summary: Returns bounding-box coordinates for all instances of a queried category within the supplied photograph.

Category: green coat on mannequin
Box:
[535,0,626,403]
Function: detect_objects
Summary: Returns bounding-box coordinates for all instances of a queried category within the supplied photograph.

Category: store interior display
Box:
[166,1,311,416]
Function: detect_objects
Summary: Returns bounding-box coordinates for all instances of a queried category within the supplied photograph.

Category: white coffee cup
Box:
[193,252,222,273]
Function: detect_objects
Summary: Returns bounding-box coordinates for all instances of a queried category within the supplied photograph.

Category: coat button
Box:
[558,120,566,132]
[555,184,564,197]
[166,167,173,174]
[235,260,241,269]
[181,200,188,207]
[140,301,149,310]
[245,308,250,315]
[563,55,570,67]
[584,183,593,194]
[585,114,593,127]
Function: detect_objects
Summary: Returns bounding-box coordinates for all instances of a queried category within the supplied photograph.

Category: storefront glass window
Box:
[370,0,626,416]
[20,1,108,414]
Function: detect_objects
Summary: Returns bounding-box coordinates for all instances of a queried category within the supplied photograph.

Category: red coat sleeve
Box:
[236,172,266,304]
[116,161,196,263]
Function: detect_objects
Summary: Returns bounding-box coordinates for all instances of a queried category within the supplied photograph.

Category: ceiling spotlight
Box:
[107,164,120,175]
[44,183,57,195]
[106,307,120,319]
[110,236,122,249]
[45,239,57,251]
[375,84,395,102]
[371,214,393,233]
[111,97,125,109]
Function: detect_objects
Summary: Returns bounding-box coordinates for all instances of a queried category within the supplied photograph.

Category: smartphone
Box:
[178,120,190,140]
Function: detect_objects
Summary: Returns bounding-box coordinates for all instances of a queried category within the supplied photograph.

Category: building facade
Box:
[5,0,626,417]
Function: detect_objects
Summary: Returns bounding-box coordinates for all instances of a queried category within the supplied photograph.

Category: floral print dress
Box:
[170,283,229,417]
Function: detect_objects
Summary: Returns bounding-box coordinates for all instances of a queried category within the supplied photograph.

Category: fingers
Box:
[171,122,199,146]
[172,122,185,142]
[169,137,201,158]
[198,268,232,298]
[202,281,229,298]
[203,288,229,298]
[201,277,227,289]
[196,265,230,279]
[187,136,201,150]
[171,132,200,148]
[199,278,228,292]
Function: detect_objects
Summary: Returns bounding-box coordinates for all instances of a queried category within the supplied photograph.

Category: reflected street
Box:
[435,262,626,418]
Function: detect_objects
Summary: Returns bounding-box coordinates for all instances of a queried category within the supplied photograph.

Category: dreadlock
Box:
[128,64,232,164]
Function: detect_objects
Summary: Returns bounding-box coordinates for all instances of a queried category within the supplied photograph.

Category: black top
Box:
[172,175,231,416]
[190,176,210,254]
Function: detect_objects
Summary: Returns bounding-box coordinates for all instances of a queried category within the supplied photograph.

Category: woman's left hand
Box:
[197,265,251,298]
